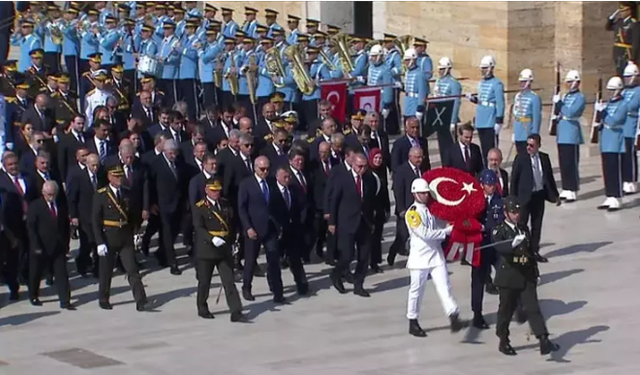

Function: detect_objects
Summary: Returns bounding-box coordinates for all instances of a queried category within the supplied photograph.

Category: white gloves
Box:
[449,123,456,133]
[552,94,561,104]
[592,122,601,128]
[494,123,502,134]
[610,9,620,20]
[212,236,226,247]
[416,111,424,121]
[465,93,473,100]
[381,108,390,119]
[511,133,515,142]
[356,76,365,84]
[97,244,108,256]
[393,81,403,89]
[6,142,13,150]
[595,102,606,112]
[511,233,525,248]
[444,224,454,235]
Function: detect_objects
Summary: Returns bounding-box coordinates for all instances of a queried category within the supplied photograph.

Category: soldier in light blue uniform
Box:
[593,76,628,211]
[121,19,137,89]
[242,7,259,39]
[265,9,282,38]
[221,37,238,108]
[99,15,122,71]
[254,25,270,54]
[621,63,640,194]
[202,4,218,29]
[554,70,586,202]
[433,56,462,160]
[238,36,258,121]
[158,21,181,106]
[137,25,158,79]
[186,1,202,18]
[401,48,427,121]
[174,7,187,41]
[287,15,301,45]
[257,37,277,111]
[10,20,41,73]
[200,27,223,108]
[221,8,239,39]
[179,20,200,120]
[306,19,320,46]
[327,41,344,79]
[62,7,81,94]
[301,46,330,131]
[79,9,101,74]
[275,62,299,113]
[367,45,394,130]
[273,29,288,57]
[133,3,146,35]
[413,38,432,96]
[43,5,62,73]
[467,55,505,161]
[348,36,369,115]
[512,68,542,154]
[383,33,402,135]
[96,1,113,25]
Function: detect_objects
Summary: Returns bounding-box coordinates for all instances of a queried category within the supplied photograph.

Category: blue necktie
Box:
[260,180,269,203]
[99,141,106,161]
[283,187,291,209]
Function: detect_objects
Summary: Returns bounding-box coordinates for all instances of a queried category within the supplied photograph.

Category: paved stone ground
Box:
[1,126,638,374]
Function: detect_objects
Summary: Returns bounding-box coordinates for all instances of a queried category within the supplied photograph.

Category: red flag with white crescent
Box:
[320,81,347,123]
[353,87,381,114]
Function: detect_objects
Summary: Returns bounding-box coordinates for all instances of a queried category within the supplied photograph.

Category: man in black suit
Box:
[215,129,241,189]
[286,149,314,261]
[442,123,484,177]
[487,147,509,197]
[28,151,66,208]
[57,115,88,184]
[260,128,289,171]
[181,126,207,163]
[19,131,47,177]
[67,153,103,277]
[147,107,171,139]
[205,106,234,152]
[140,133,169,257]
[328,153,376,297]
[237,156,285,303]
[307,100,337,138]
[108,142,149,234]
[132,90,158,131]
[149,139,188,275]
[367,112,390,169]
[21,93,55,134]
[309,118,337,161]
[86,120,117,164]
[26,181,74,309]
[388,146,425,266]
[311,141,338,263]
[223,133,255,207]
[164,110,189,145]
[510,134,560,263]
[181,141,208,254]
[390,117,431,172]
[254,102,278,139]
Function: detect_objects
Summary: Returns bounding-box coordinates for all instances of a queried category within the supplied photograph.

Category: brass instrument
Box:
[245,54,258,105]
[214,55,223,88]
[284,44,315,96]
[365,39,383,52]
[226,51,239,96]
[265,47,286,88]
[332,33,354,74]
[47,19,64,45]
[318,48,336,71]
[394,35,415,74]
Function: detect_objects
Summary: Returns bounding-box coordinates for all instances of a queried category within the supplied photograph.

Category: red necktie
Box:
[464,145,471,169]
[49,202,57,219]
[297,171,307,193]
[355,175,362,199]
[13,176,27,213]
[495,171,503,195]
[324,160,330,176]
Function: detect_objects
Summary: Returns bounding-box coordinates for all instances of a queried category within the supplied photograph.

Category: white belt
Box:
[406,93,419,98]
[628,112,638,117]
[480,101,495,107]
[563,117,579,121]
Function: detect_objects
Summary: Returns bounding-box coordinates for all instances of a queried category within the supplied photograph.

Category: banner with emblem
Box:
[353,87,381,114]
[320,81,347,123]
[423,97,455,138]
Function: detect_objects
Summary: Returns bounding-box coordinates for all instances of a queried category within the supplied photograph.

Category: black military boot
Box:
[499,339,517,355]
[539,335,560,355]
[449,312,465,333]
[472,312,489,329]
[409,319,427,337]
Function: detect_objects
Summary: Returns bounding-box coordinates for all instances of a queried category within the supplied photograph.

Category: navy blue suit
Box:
[390,135,431,172]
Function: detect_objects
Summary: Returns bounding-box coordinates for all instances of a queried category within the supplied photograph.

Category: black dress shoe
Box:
[472,313,490,329]
[273,295,287,304]
[99,301,113,310]
[61,302,76,310]
[370,265,383,274]
[449,312,465,333]
[499,341,517,355]
[539,336,560,355]
[170,265,182,275]
[9,290,19,301]
[386,253,395,267]
[136,301,148,312]
[242,288,255,301]
[45,276,54,286]
[253,265,265,277]
[533,253,548,263]
[344,272,355,284]
[330,273,347,294]
[485,283,499,295]
[297,283,309,296]
[30,298,43,306]
[230,311,248,322]
[353,287,370,298]
[198,311,215,319]
[409,319,427,337]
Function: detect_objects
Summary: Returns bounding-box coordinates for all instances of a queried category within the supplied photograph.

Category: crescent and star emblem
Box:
[429,177,477,207]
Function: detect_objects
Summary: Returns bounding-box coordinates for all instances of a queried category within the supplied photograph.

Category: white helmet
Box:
[403,48,417,60]
[564,70,581,82]
[518,68,534,81]
[411,178,430,193]
[479,55,496,68]
[624,62,639,77]
[606,76,624,90]
[369,44,383,57]
[438,57,452,69]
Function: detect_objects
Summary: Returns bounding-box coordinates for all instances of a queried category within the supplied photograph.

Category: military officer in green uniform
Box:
[193,178,247,322]
[491,196,559,356]
[92,164,148,312]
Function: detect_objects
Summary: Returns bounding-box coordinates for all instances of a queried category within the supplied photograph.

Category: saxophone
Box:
[284,44,315,96]
[214,54,223,88]
[226,51,239,96]
[245,54,258,105]
[265,47,286,88]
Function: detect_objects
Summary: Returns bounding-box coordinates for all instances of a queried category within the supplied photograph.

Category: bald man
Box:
[255,103,278,138]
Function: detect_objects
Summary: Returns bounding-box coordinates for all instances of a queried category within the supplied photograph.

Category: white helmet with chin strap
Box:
[518,68,534,82]
[479,55,496,68]
[606,76,624,90]
[623,63,639,86]
[411,178,430,193]
[369,44,384,57]
[564,70,581,91]
[438,56,452,69]
[403,48,417,61]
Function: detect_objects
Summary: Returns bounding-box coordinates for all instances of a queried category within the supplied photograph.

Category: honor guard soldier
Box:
[193,178,247,322]
[11,19,42,73]
[0,60,18,97]
[512,69,542,155]
[200,27,223,108]
[61,7,81,95]
[467,55,505,161]
[85,70,112,128]
[554,70,586,203]
[621,62,640,194]
[110,65,131,112]
[413,38,432,96]
[80,53,103,108]
[243,7,259,39]
[51,73,79,128]
[606,2,640,76]
[404,178,463,337]
[287,15,301,45]
[92,164,149,311]
[382,33,403,135]
[179,20,200,120]
[3,77,31,151]
[158,21,180,106]
[79,9,101,74]
[491,196,560,356]
[367,45,395,134]
[348,36,369,115]
[593,76,628,211]
[433,57,462,159]
[401,48,427,123]
[221,8,239,38]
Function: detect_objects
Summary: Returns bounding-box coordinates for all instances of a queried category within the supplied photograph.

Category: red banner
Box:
[320,81,347,123]
[353,87,381,114]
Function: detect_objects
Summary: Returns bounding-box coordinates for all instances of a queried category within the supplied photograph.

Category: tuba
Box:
[318,48,336,71]
[226,51,239,96]
[284,44,315,96]
[332,33,354,75]
[265,47,286,88]
[394,35,414,74]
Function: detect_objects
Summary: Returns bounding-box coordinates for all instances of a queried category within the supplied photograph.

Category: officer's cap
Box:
[107,164,125,177]
[383,33,396,42]
[297,34,309,42]
[271,28,284,37]
[352,109,367,120]
[29,48,44,58]
[88,52,102,63]
[66,7,80,15]
[163,20,177,29]
[47,73,58,81]
[288,15,300,22]
[2,59,17,72]
[413,38,429,46]
[326,25,340,34]
[205,28,217,36]
[21,20,35,28]
[141,74,156,83]
[145,1,156,8]
[270,92,285,103]
[205,178,223,191]
[155,3,166,10]
[135,2,146,9]
[15,75,29,89]
[167,4,176,11]
[479,169,498,185]
[260,37,274,45]
[350,35,365,43]
[306,18,320,27]
[281,111,298,124]
[118,3,131,12]
[306,46,320,54]
[314,31,328,39]
[92,69,109,81]
[123,18,135,26]
[273,120,287,129]
[244,7,258,15]
[256,24,269,33]
[185,20,198,28]
[243,36,255,44]
[112,65,124,73]
[105,15,117,23]
[47,4,60,11]
[223,37,236,45]
[205,4,218,12]
[57,73,70,83]
[86,9,100,16]
[265,9,278,17]
[173,7,185,14]
[141,25,153,32]
[503,196,522,213]
[235,30,247,38]
[221,7,233,15]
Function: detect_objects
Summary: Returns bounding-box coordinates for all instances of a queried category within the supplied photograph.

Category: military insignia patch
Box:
[406,210,422,228]
[492,228,498,236]
[306,137,315,144]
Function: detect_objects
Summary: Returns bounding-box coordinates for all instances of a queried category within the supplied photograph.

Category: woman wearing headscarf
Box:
[368,147,390,273]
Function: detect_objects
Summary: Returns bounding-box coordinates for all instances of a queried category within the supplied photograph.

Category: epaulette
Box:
[343,128,351,135]
[5,97,16,103]
[87,88,96,95]
[97,187,107,193]
[408,205,416,211]
[51,92,59,97]
[157,90,164,95]
[264,133,274,141]
[136,92,141,96]
[82,72,91,77]
[306,136,315,144]
[315,128,322,137]
[195,199,206,207]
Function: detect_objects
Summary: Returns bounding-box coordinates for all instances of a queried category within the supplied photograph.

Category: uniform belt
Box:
[406,92,419,98]
[563,117,579,121]
[513,255,529,264]
[628,112,639,117]
[480,101,495,107]
[103,220,129,228]
[515,116,532,122]
[208,230,229,237]
[614,42,632,48]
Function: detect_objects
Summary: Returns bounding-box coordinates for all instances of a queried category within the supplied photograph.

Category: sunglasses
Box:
[526,143,536,148]
[36,139,44,144]
[244,144,254,148]
[257,167,269,172]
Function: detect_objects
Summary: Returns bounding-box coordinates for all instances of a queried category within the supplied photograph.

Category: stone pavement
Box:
[1,128,639,375]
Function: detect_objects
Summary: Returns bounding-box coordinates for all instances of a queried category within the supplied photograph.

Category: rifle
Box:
[548,62,561,136]
[589,74,603,144]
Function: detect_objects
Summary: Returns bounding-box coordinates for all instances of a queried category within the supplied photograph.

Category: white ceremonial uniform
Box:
[405,202,459,320]
[85,88,112,129]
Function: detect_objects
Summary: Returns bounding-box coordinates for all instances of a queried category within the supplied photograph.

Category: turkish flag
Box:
[320,81,347,123]
[353,87,381,114]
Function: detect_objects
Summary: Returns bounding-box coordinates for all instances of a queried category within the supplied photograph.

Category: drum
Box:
[138,55,159,76]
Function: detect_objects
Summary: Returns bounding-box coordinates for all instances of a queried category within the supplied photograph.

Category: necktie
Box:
[99,140,106,161]
[283,187,291,209]
[49,202,57,219]
[43,172,49,181]
[409,137,417,148]
[324,160,330,175]
[464,145,471,169]
[532,154,543,190]
[414,166,420,177]
[355,175,362,198]
[13,176,27,213]
[297,171,307,192]
[175,132,180,143]
[245,158,252,172]
[373,132,380,148]
[77,133,84,144]
[126,166,133,185]
[115,189,121,202]
[170,162,177,178]
[91,174,97,190]
[260,180,269,202]
[495,170,503,195]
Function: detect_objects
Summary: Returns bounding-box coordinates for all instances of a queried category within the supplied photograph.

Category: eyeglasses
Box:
[36,139,44,144]
[526,143,536,148]
[244,144,254,148]
[257,167,269,172]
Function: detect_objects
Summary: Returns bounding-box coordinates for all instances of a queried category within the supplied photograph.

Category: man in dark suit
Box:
[149,138,188,274]
[388,146,425,266]
[188,153,218,207]
[132,90,158,130]
[140,133,169,256]
[181,140,208,254]
[223,133,255,207]
[85,120,117,164]
[260,128,289,172]
[309,118,337,161]
[181,126,207,163]
[286,148,314,262]
[163,110,189,145]
[28,151,66,208]
[367,112,391,169]
[215,129,241,184]
[19,131,47,177]
[390,117,431,172]
[510,134,560,263]
[306,100,338,138]
[147,107,172,139]
[21,93,55,134]
[57,115,89,183]
[237,156,285,303]
[311,141,338,264]
[327,153,376,297]
[67,153,103,277]
[26,181,74,309]
[487,147,509,197]
[204,106,234,151]
[254,102,278,139]
[442,123,484,177]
